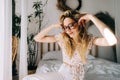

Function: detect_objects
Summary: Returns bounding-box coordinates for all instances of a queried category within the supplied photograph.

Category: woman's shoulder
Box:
[55,32,63,39]
[54,32,64,43]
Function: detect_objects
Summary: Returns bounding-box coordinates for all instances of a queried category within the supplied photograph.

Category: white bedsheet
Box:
[23,50,120,80]
[23,72,64,80]
[23,58,120,80]
[34,58,120,80]
[36,58,120,76]
[36,60,62,74]
[84,74,120,80]
[85,58,120,76]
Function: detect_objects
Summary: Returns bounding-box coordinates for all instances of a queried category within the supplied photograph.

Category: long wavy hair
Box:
[60,10,90,64]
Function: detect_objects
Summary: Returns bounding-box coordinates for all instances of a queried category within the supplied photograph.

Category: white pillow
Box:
[42,51,62,61]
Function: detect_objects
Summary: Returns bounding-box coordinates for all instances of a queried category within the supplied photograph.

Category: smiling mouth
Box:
[69,32,73,35]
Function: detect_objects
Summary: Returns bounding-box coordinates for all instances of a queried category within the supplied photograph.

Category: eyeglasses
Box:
[62,22,77,31]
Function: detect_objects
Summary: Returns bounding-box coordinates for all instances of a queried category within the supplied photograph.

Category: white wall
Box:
[40,0,63,34]
[115,0,120,63]
[81,0,115,16]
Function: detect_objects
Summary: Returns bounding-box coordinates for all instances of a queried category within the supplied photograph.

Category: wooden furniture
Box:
[40,43,61,59]
[12,36,18,63]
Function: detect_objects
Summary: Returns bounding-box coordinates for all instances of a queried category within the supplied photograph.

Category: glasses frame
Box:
[62,22,77,31]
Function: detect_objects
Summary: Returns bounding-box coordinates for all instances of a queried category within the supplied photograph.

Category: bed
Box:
[23,43,120,80]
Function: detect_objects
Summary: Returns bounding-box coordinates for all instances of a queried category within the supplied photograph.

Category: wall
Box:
[115,0,120,63]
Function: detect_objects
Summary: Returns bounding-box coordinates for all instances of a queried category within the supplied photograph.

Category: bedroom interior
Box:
[0,0,120,80]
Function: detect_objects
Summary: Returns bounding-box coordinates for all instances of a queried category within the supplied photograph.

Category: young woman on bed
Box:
[34,10,117,80]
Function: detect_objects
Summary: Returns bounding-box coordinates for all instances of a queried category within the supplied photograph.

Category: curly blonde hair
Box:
[60,10,90,64]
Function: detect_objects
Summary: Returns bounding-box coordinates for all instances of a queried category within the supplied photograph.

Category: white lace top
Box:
[55,33,95,80]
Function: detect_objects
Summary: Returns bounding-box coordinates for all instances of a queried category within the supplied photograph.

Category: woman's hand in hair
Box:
[78,14,92,27]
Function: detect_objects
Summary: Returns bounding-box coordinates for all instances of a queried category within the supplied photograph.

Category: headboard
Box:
[40,42,60,59]
[39,42,98,59]
[89,45,98,57]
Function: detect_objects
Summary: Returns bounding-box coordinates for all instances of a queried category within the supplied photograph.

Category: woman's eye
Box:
[68,24,73,28]
[69,24,72,27]
[64,27,68,29]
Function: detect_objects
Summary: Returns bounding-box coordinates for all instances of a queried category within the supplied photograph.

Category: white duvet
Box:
[23,58,120,80]
[38,59,120,74]
[36,58,120,75]
[23,51,120,80]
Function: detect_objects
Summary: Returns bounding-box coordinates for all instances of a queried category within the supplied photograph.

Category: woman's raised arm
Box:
[79,14,117,46]
[34,24,61,43]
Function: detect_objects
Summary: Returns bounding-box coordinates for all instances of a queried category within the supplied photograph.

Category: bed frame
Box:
[40,42,98,59]
[40,43,60,59]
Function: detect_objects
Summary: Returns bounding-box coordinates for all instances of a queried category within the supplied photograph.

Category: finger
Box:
[82,20,86,27]
[81,20,84,26]
[79,19,85,27]
[78,19,81,25]
[78,21,82,27]
[78,18,83,25]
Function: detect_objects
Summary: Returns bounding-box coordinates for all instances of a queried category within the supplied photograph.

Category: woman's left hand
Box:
[78,14,92,27]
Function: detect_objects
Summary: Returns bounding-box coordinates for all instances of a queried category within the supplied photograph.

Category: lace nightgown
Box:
[55,33,95,80]
[22,33,95,80]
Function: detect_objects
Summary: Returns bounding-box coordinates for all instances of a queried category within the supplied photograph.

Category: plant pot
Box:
[28,66,37,74]
[28,70,36,74]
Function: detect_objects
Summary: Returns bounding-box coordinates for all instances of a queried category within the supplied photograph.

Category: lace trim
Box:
[63,62,84,80]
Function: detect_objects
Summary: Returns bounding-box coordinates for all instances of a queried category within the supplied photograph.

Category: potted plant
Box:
[27,0,48,74]
[27,33,37,74]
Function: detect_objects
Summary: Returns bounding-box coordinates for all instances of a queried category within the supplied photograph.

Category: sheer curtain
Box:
[19,0,28,80]
[0,0,12,80]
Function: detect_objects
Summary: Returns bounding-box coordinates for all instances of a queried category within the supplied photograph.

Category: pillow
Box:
[42,51,62,61]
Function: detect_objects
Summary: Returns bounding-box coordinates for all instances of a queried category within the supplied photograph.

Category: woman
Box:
[34,10,117,80]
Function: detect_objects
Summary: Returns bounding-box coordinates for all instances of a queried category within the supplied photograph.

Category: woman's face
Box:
[63,18,79,38]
